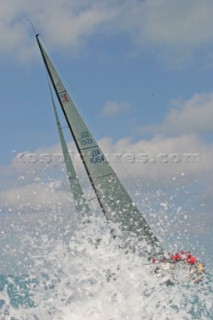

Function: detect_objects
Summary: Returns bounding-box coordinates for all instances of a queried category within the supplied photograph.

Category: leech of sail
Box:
[36,35,164,257]
[48,80,91,218]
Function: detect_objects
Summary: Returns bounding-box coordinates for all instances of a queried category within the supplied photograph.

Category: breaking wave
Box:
[0,205,212,320]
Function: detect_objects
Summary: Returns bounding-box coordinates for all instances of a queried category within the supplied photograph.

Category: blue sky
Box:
[0,0,213,268]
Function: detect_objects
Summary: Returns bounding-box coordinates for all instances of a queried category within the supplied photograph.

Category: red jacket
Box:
[170,253,182,261]
[185,255,197,265]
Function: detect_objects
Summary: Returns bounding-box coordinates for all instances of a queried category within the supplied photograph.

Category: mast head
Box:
[26,18,39,37]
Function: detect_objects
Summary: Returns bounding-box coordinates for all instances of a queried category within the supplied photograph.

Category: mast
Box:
[48,82,91,219]
[36,35,164,257]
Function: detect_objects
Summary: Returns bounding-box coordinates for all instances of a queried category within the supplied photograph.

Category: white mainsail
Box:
[37,35,164,257]
[49,82,91,219]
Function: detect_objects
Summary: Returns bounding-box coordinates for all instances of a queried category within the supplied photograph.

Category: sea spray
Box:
[0,209,212,319]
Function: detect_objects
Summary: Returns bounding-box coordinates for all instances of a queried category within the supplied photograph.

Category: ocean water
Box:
[0,209,212,320]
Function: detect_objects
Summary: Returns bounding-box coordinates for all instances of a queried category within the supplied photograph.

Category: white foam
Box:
[3,212,212,320]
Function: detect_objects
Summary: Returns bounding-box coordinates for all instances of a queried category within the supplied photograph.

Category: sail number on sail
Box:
[79,131,105,164]
[80,131,93,146]
[90,148,105,164]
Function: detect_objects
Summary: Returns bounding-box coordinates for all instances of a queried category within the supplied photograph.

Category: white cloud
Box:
[1,0,213,62]
[35,1,117,50]
[118,0,213,63]
[137,92,213,135]
[0,141,92,212]
[101,101,130,117]
[99,134,212,182]
[0,133,212,239]
[100,134,213,234]
[0,0,117,60]
[1,133,212,204]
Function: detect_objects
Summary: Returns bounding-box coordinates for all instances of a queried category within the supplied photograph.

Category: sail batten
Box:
[37,35,164,257]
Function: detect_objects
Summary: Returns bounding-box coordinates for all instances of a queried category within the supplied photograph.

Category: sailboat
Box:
[48,82,91,220]
[36,34,164,258]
